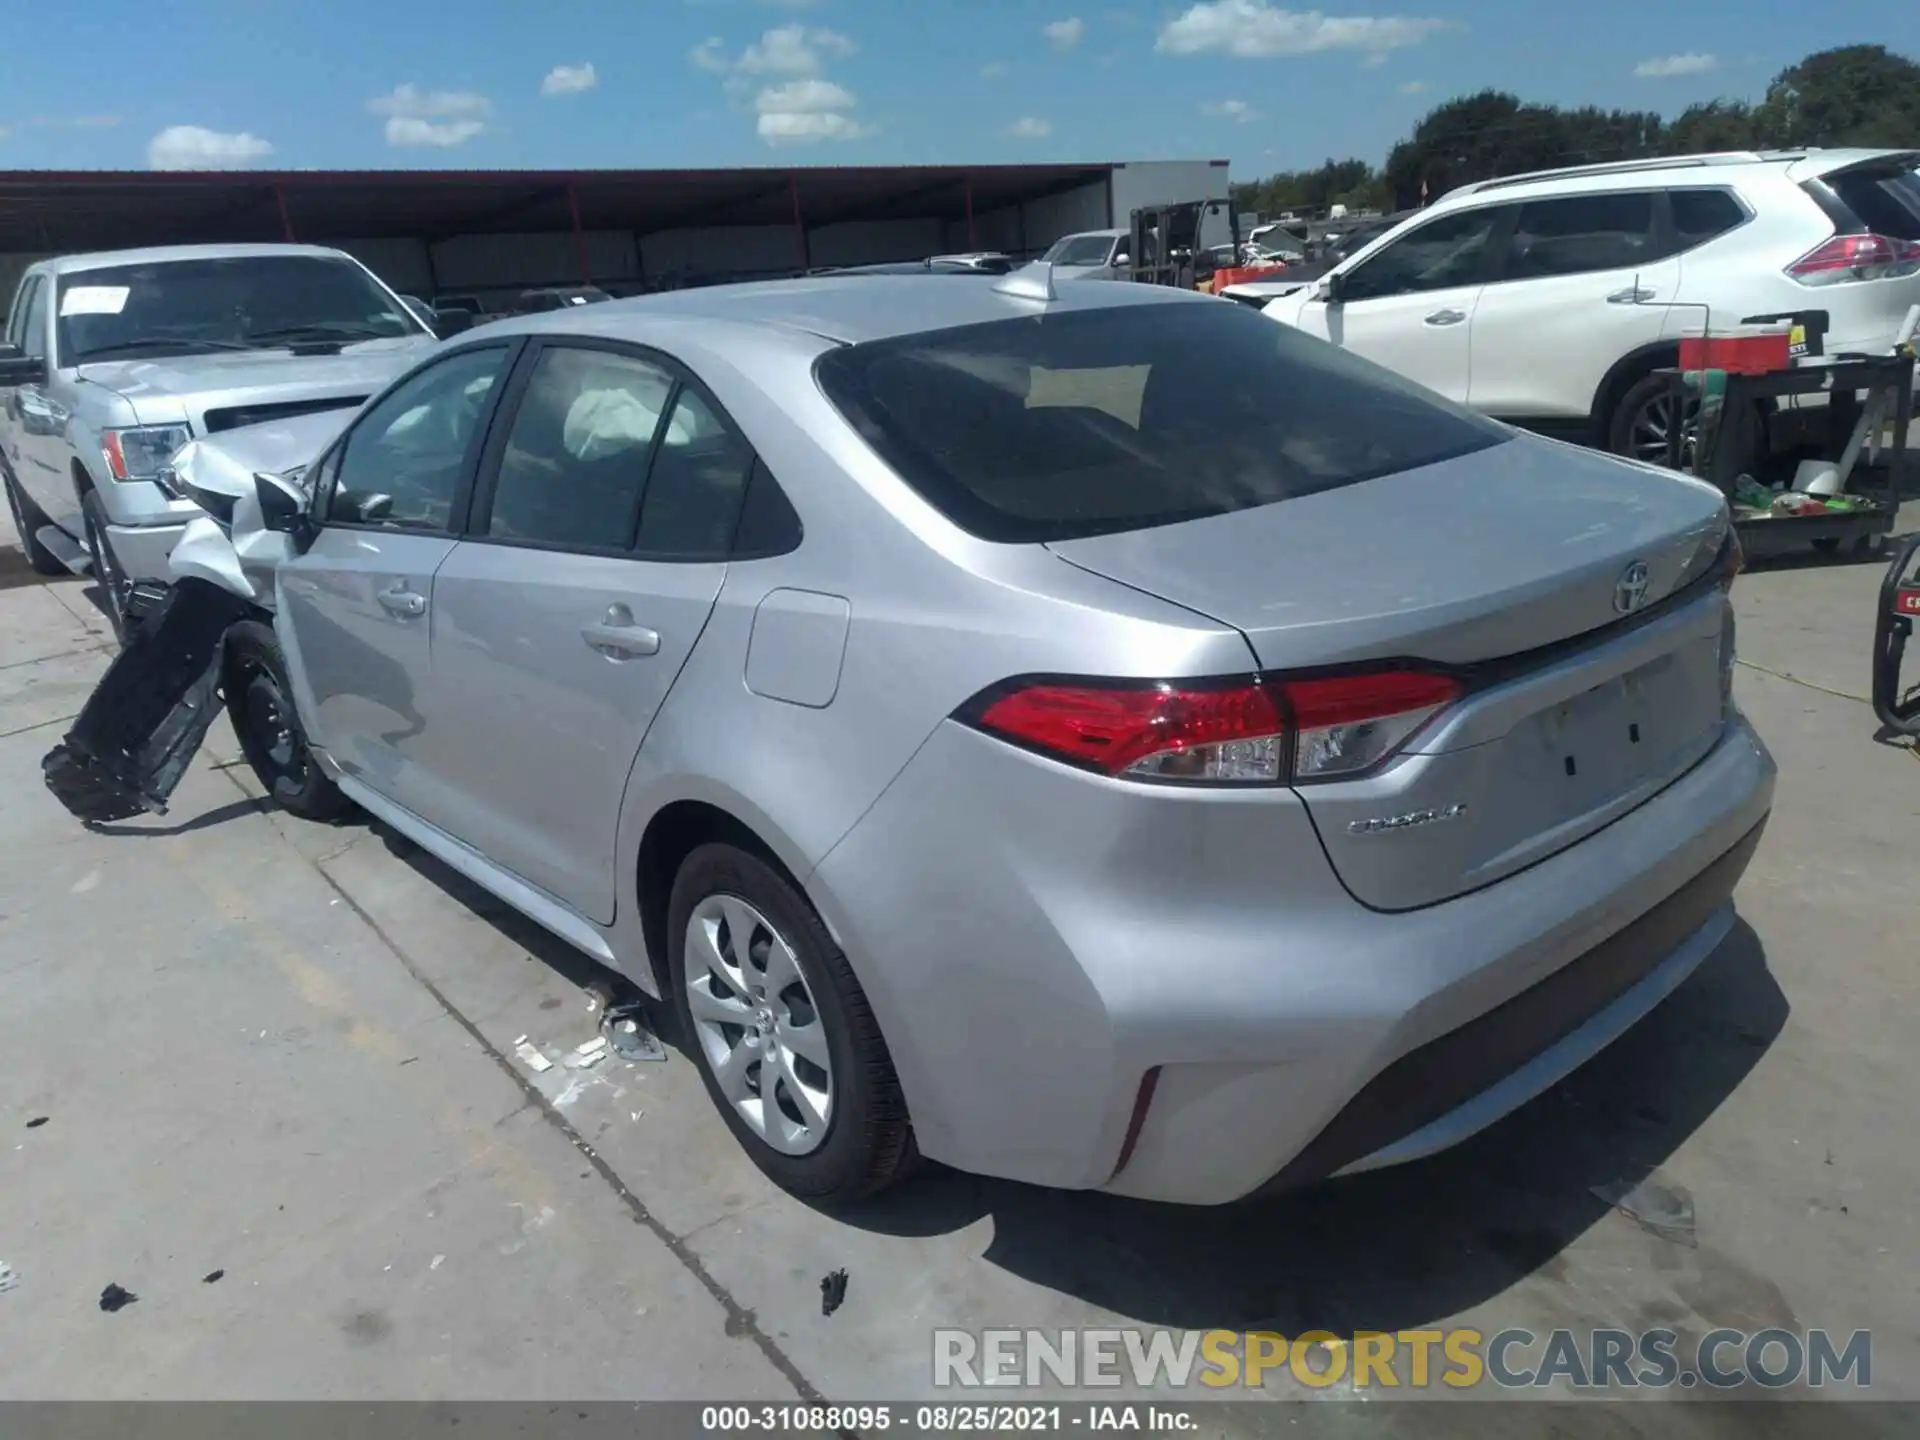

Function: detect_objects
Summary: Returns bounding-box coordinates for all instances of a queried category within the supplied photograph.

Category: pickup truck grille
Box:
[201,396,367,434]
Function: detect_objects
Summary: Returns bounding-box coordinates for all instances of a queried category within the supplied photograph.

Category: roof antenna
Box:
[993,259,1058,303]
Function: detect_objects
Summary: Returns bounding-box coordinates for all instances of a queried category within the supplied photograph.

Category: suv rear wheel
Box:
[669,842,917,1203]
[1609,371,1762,476]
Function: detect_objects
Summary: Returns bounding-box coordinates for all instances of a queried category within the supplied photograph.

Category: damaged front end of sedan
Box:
[42,410,343,823]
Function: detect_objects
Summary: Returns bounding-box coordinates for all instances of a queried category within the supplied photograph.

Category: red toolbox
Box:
[1679,325,1794,375]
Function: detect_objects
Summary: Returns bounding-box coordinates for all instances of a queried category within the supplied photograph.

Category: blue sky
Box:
[2,0,1916,180]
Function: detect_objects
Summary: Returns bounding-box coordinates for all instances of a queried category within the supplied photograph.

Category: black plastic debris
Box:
[202,1270,224,1285]
[98,1283,137,1313]
[25,1117,47,1129]
[42,578,255,823]
[820,1269,848,1317]
[602,1001,667,1062]
[1592,1176,1697,1248]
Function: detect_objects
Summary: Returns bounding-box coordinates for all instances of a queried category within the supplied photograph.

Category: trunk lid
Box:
[1047,434,1735,910]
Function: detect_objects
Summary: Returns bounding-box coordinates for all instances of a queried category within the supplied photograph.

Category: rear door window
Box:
[1505,192,1658,279]
[814,298,1509,543]
[1668,189,1747,249]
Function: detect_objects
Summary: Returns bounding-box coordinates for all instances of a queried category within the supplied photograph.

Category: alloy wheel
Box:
[1627,392,1701,468]
[684,893,835,1157]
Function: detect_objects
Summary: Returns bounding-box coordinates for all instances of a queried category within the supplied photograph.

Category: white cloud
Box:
[981,60,1011,78]
[1361,51,1389,67]
[1005,116,1053,139]
[1157,2,1451,59]
[1634,52,1719,78]
[1398,79,1427,93]
[384,117,487,147]
[146,124,274,170]
[735,23,856,76]
[1044,17,1086,49]
[368,83,492,147]
[542,63,598,96]
[1202,99,1258,122]
[754,78,872,144]
[694,25,870,145]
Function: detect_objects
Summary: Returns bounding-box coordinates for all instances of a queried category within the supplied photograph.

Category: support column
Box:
[964,177,975,250]
[275,184,295,242]
[568,181,591,284]
[789,174,810,271]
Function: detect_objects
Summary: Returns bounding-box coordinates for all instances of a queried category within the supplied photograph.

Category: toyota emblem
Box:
[1614,560,1652,615]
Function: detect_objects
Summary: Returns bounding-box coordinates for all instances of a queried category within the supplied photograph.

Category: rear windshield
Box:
[1825,167,1920,240]
[813,299,1510,543]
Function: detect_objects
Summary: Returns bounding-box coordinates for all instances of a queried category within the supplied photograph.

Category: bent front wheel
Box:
[223,620,353,821]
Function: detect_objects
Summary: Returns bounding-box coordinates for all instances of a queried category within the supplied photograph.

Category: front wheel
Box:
[669,843,917,1203]
[222,620,352,821]
[80,490,132,645]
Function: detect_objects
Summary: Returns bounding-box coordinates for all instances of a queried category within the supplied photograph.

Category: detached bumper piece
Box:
[42,579,256,823]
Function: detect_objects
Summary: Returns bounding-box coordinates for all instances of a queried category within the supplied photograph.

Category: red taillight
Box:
[965,668,1461,785]
[1787,232,1920,286]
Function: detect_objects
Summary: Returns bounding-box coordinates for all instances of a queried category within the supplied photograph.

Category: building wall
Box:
[0,161,1242,313]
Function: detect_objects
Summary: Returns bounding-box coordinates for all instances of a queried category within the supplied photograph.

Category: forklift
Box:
[1126,200,1240,290]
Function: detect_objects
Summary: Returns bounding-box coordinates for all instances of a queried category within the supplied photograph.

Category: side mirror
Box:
[1109,252,1129,268]
[254,471,316,551]
[1319,271,1349,305]
[0,351,50,387]
[432,308,475,338]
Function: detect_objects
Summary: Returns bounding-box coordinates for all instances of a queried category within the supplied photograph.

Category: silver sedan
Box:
[213,274,1773,1205]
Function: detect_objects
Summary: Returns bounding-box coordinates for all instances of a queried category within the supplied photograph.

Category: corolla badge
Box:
[1614,560,1652,615]
[1348,802,1467,836]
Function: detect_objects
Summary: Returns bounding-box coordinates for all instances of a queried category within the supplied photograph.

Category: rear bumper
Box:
[104,521,189,585]
[811,712,1774,1205]
[1252,816,1763,1194]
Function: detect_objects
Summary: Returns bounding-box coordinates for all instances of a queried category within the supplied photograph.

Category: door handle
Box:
[377,585,426,618]
[1423,308,1466,326]
[1607,286,1657,304]
[582,621,660,658]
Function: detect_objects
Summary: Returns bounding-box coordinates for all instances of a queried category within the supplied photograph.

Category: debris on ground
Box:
[513,1037,554,1074]
[202,1270,224,1284]
[0,1262,17,1294]
[1592,1175,1697,1248]
[602,1001,668,1062]
[566,1036,609,1069]
[820,1268,849,1317]
[98,1283,137,1313]
[25,1117,48,1129]
[585,979,618,1013]
[430,1255,446,1271]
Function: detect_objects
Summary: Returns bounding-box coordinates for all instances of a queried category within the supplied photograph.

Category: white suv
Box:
[1243,149,1920,462]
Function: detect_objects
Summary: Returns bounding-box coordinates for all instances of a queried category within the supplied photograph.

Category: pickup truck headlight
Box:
[101,424,193,483]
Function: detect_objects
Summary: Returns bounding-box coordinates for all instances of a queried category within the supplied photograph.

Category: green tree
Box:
[1232,44,1920,218]
[1752,45,1920,147]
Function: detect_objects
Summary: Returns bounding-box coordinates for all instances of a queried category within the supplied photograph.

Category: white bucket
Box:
[1794,459,1843,496]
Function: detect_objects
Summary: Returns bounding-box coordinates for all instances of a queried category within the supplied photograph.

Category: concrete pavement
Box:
[1,501,1916,1425]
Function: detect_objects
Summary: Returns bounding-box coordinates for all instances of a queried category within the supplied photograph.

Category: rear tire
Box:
[1608,371,1762,475]
[222,619,352,822]
[4,469,68,577]
[669,842,917,1203]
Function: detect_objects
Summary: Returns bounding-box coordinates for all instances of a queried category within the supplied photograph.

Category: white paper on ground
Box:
[59,285,131,317]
